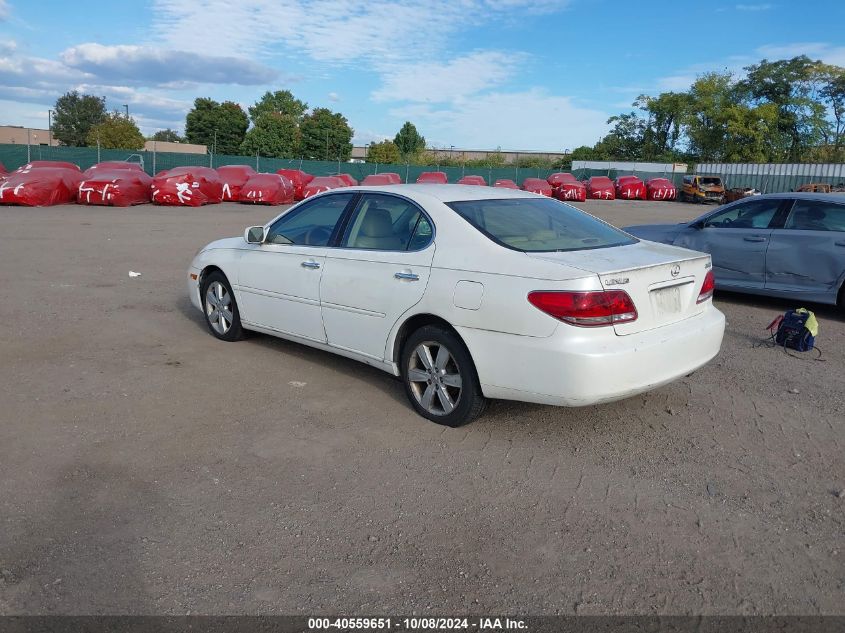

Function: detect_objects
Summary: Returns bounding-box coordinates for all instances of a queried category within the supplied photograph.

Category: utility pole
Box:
[325,130,329,161]
[48,110,53,146]
[26,128,31,163]
[123,104,129,118]
[211,129,217,168]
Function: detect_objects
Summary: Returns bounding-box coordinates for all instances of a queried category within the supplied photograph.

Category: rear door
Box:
[320,193,435,360]
[765,198,845,299]
[673,198,787,289]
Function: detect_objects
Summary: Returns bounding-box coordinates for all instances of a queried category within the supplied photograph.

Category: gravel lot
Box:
[0,198,842,616]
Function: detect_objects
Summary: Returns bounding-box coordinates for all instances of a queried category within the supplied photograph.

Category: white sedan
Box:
[188,185,725,426]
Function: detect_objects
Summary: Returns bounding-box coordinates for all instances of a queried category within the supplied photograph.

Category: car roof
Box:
[736,192,845,202]
[341,183,538,202]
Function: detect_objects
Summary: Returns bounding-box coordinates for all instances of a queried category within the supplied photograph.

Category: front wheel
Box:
[401,325,487,427]
[201,271,245,341]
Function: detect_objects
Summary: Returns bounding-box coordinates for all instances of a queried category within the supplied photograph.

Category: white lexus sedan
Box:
[188,185,725,426]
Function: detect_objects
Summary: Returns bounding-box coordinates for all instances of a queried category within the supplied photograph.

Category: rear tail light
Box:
[697,270,715,303]
[528,290,638,327]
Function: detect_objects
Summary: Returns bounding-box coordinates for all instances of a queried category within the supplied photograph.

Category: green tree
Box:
[149,129,183,142]
[636,92,690,160]
[52,91,106,147]
[248,90,308,124]
[818,64,845,159]
[366,140,401,164]
[594,112,645,160]
[239,113,300,158]
[86,112,145,149]
[570,145,600,161]
[684,71,737,161]
[393,121,426,157]
[299,108,354,160]
[739,56,828,161]
[185,98,249,154]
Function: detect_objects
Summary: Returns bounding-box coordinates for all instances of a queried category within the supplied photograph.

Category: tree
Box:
[52,91,106,147]
[299,108,354,160]
[366,140,401,164]
[818,65,845,160]
[248,90,308,124]
[86,112,145,149]
[684,71,737,161]
[594,112,645,160]
[239,113,300,158]
[149,129,183,142]
[393,121,426,157]
[636,92,690,160]
[185,98,249,154]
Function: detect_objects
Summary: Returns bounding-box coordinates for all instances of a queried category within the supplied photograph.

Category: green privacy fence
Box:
[0,144,558,185]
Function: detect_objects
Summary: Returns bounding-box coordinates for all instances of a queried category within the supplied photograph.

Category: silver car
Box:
[625,193,845,308]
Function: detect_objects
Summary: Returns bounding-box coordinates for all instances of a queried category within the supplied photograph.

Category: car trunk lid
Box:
[527,241,712,335]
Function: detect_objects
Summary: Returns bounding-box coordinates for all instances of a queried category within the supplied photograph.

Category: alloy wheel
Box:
[205,281,233,335]
[407,341,463,416]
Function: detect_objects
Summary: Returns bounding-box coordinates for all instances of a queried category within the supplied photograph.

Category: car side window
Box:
[702,199,782,229]
[265,193,354,246]
[341,194,432,251]
[784,200,845,232]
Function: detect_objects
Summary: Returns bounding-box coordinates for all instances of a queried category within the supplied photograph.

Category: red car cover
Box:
[380,172,401,184]
[0,167,83,206]
[646,178,677,201]
[553,181,587,202]
[547,172,578,188]
[276,169,315,201]
[416,171,448,184]
[217,165,258,201]
[151,166,223,206]
[586,177,615,200]
[522,178,552,196]
[457,175,486,186]
[493,179,518,189]
[302,176,347,198]
[77,169,152,206]
[0,162,8,176]
[15,160,81,173]
[239,174,295,205]
[615,175,646,200]
[335,173,358,187]
[361,174,397,185]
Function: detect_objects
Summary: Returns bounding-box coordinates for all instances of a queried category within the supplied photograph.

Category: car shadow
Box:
[714,289,844,321]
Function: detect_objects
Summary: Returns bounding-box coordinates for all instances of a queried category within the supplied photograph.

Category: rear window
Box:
[447,198,637,252]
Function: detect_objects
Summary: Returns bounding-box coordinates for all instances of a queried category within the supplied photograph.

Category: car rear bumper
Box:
[457,306,725,406]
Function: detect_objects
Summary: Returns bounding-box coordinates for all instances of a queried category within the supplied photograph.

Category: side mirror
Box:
[244,226,266,244]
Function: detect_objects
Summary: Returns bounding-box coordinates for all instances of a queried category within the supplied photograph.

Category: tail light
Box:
[697,270,715,303]
[528,290,638,327]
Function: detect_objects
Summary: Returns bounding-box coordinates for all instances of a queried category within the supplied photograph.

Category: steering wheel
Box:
[303,225,332,245]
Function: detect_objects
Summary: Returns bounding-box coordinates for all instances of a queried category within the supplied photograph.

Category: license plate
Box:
[651,286,682,314]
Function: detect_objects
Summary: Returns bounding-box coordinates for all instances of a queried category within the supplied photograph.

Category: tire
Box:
[200,271,245,341]
[401,325,487,427]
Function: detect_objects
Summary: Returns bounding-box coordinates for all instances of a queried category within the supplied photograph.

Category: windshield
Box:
[700,177,723,186]
[447,198,637,252]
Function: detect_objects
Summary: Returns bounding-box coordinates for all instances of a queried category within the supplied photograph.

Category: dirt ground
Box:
[0,197,842,616]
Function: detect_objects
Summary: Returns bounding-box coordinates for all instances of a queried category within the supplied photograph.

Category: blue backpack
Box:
[768,309,816,352]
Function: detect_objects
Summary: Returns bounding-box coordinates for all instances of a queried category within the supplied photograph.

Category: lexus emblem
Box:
[670,265,681,277]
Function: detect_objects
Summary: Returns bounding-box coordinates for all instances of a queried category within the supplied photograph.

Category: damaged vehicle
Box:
[188,185,725,426]
[681,175,725,204]
[625,193,845,308]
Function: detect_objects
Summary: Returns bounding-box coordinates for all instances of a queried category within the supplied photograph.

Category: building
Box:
[0,126,60,146]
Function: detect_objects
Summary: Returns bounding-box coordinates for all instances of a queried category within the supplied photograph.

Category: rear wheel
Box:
[201,271,245,341]
[401,325,487,426]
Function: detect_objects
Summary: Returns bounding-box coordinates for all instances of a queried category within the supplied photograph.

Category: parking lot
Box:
[0,198,842,615]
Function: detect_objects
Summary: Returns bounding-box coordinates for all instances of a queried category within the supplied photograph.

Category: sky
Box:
[1,0,844,151]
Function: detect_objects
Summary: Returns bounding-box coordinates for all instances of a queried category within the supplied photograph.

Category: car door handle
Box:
[394,272,420,281]
[743,236,767,242]
[301,260,321,269]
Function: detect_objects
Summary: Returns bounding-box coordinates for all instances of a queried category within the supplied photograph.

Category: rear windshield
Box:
[447,198,637,252]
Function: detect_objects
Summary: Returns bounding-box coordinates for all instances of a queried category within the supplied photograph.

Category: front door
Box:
[674,198,786,289]
[320,193,435,360]
[235,192,355,342]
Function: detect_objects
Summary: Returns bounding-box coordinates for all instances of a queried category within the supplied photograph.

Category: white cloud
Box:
[389,89,609,151]
[372,51,522,103]
[0,0,9,20]
[61,43,277,85]
[735,3,772,10]
[328,91,340,102]
[756,42,845,66]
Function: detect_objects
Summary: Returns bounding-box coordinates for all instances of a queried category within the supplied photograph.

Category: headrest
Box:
[360,207,393,237]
